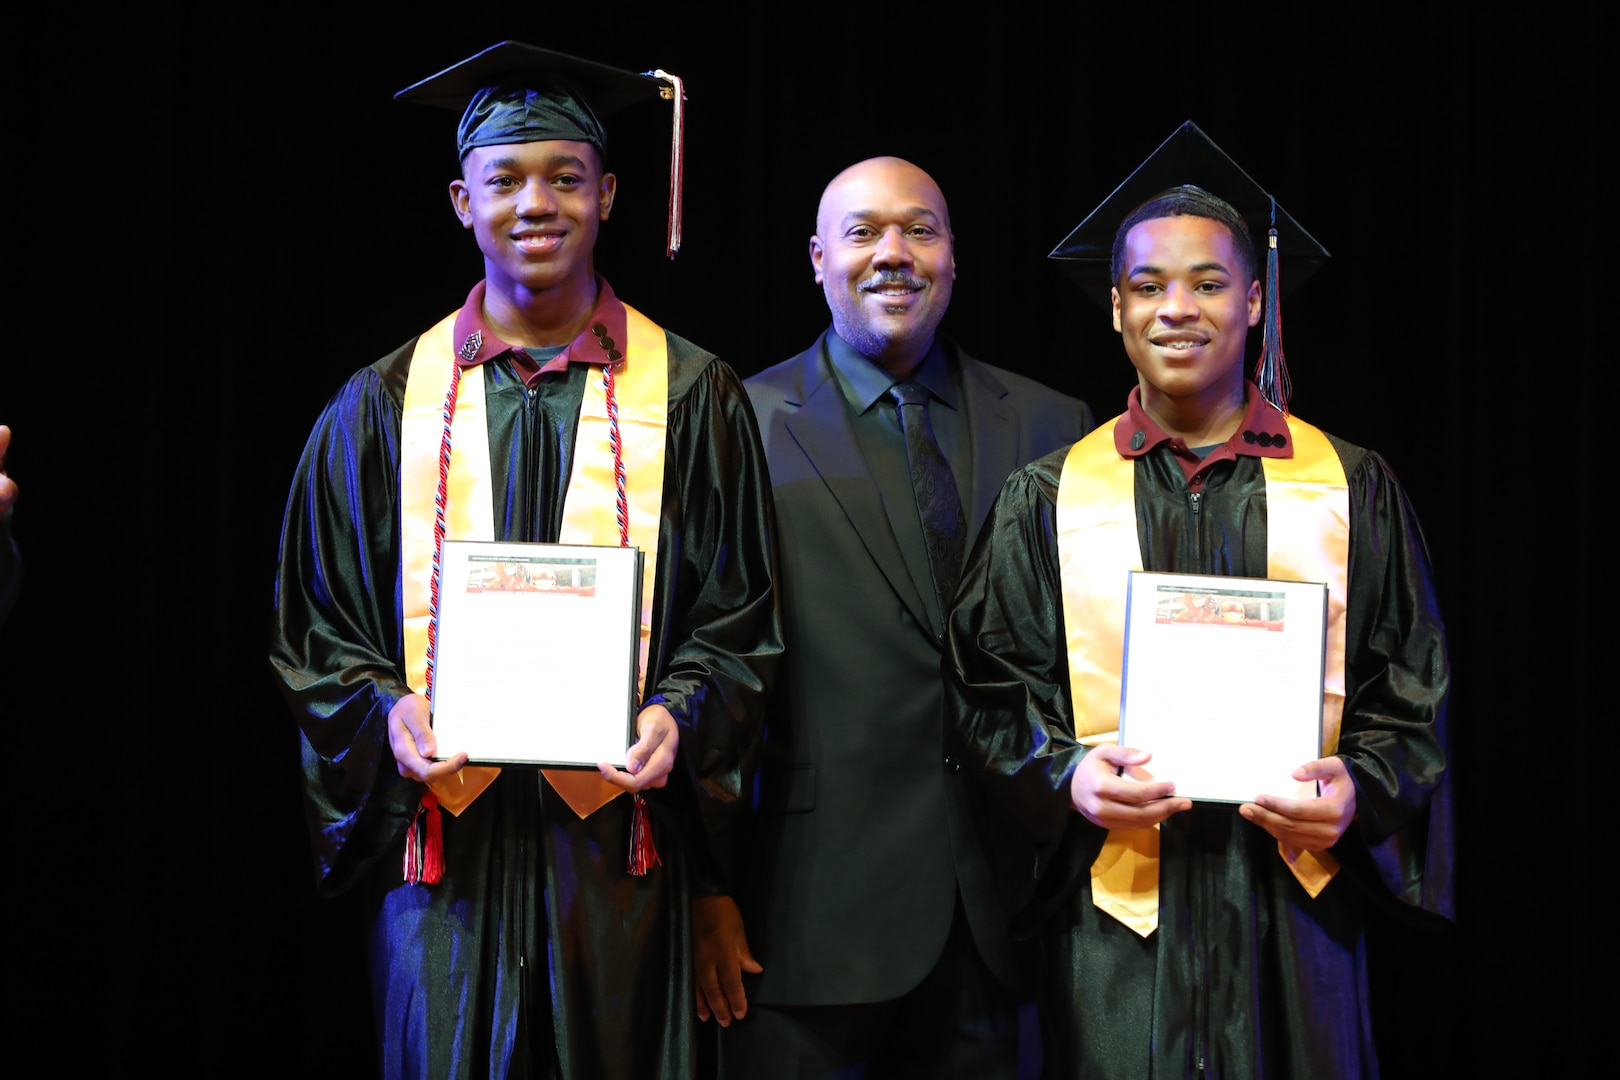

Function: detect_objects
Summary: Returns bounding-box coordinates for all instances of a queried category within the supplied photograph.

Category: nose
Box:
[872,226,913,269]
[518,179,557,218]
[1158,282,1200,321]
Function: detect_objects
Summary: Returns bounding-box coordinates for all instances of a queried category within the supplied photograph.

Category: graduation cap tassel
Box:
[649,69,685,258]
[1254,197,1293,414]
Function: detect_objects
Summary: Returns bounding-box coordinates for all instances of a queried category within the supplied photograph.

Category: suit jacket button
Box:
[944,755,961,773]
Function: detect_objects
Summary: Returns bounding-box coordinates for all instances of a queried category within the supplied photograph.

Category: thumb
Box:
[1097,743,1150,766]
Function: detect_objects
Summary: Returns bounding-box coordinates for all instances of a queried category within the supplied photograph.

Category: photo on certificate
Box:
[1119,571,1327,803]
[429,540,643,768]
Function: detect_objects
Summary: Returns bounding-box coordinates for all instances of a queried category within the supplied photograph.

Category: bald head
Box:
[810,157,957,376]
[815,156,953,238]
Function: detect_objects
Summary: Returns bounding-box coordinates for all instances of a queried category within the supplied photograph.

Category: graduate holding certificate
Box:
[946,122,1452,1078]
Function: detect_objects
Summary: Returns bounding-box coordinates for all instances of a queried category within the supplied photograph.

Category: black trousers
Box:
[719,898,1035,1080]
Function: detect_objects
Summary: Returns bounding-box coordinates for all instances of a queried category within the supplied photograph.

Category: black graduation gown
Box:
[270,329,780,1079]
[946,429,1452,1080]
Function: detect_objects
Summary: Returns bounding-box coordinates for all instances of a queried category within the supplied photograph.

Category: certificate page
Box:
[429,541,642,768]
[1118,572,1326,803]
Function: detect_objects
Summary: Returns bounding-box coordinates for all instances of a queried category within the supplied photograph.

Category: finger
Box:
[626,722,672,775]
[722,983,747,1022]
[418,754,468,785]
[1241,802,1329,847]
[713,972,738,1025]
[1091,743,1151,768]
[696,970,732,1025]
[1117,796,1191,827]
[597,761,661,792]
[390,731,430,778]
[1239,802,1292,840]
[597,762,635,790]
[1093,768,1179,805]
[1252,792,1335,820]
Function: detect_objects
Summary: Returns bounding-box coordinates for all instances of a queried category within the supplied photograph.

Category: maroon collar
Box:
[1114,382,1295,483]
[448,277,631,389]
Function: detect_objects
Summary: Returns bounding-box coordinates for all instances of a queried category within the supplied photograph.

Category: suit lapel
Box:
[783,343,935,634]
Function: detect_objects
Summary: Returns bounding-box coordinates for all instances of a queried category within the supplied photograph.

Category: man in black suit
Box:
[694,156,1093,1077]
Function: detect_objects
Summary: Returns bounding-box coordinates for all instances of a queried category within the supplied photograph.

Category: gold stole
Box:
[399,304,669,818]
[1056,414,1348,936]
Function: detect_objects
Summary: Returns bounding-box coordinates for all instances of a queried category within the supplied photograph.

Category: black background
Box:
[2,4,1594,1075]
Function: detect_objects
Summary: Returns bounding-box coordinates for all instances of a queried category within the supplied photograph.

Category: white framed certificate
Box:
[1118,571,1327,803]
[429,540,643,768]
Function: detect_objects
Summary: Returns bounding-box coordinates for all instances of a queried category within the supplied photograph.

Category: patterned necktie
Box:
[890,381,967,622]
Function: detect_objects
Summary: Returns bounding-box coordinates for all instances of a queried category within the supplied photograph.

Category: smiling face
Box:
[450,139,616,310]
[1112,214,1262,422]
[810,157,956,377]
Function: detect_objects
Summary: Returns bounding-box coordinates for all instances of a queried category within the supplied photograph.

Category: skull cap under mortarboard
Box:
[1049,121,1331,412]
[395,41,688,256]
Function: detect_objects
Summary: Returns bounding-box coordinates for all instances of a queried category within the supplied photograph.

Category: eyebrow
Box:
[1127,260,1233,277]
[480,152,591,173]
[840,207,942,228]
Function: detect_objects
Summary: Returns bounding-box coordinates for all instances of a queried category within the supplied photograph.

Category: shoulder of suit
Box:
[743,338,822,407]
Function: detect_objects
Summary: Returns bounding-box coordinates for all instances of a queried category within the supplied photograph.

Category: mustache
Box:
[858,270,927,293]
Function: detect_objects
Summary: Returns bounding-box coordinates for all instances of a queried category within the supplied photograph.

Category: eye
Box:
[1194,280,1226,294]
[553,173,583,188]
[906,225,937,239]
[1133,282,1164,296]
[846,225,877,240]
[489,175,520,190]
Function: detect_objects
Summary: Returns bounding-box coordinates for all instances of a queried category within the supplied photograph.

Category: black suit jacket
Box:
[737,331,1093,1005]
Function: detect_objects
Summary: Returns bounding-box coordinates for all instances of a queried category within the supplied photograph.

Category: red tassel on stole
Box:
[627,794,661,876]
[404,791,445,885]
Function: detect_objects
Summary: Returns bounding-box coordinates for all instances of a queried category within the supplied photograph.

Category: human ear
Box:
[449,179,473,229]
[809,236,825,285]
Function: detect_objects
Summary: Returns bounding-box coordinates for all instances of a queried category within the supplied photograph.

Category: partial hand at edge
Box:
[0,425,16,513]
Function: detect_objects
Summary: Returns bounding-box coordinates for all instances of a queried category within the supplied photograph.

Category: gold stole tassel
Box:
[1056,415,1349,935]
[400,305,668,819]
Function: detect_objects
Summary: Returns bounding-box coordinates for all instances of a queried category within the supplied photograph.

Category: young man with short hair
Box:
[270,43,781,1079]
[947,124,1452,1078]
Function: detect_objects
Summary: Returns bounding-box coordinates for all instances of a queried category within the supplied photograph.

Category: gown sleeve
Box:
[648,344,783,893]
[945,452,1101,927]
[269,356,421,895]
[1332,443,1454,921]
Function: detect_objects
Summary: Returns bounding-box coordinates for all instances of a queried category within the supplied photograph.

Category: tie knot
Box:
[890,381,929,408]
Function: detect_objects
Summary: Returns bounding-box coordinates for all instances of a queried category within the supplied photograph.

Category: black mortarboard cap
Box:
[1049,121,1331,412]
[396,42,688,256]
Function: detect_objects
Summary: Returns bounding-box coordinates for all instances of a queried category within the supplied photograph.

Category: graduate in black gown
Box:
[270,43,780,1079]
[946,124,1452,1079]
